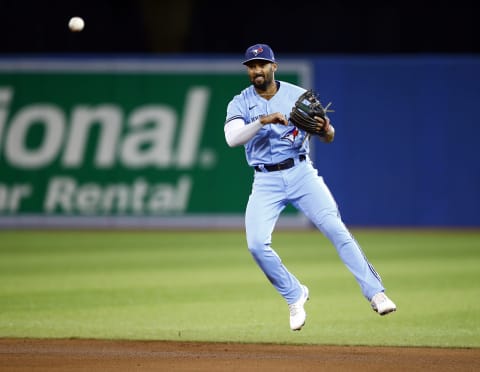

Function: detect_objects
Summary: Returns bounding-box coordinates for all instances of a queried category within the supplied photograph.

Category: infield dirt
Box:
[1,338,479,371]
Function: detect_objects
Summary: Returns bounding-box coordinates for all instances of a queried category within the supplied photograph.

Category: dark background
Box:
[0,0,478,55]
[1,0,479,227]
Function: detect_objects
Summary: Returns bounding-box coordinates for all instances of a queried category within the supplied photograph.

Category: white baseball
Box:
[68,17,85,32]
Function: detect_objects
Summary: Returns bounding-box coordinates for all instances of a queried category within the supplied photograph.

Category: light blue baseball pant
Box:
[245,158,385,305]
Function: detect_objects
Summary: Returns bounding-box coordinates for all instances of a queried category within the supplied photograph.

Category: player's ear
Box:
[272,63,278,72]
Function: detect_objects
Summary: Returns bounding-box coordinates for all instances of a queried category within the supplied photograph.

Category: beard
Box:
[252,76,269,91]
[251,69,274,91]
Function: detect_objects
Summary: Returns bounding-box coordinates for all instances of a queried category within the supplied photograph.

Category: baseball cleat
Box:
[289,285,309,331]
[371,292,397,315]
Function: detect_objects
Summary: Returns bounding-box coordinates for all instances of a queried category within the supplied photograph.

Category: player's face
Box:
[245,61,277,91]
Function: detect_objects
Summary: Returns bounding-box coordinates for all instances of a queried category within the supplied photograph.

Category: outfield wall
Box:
[310,56,480,227]
[0,56,478,228]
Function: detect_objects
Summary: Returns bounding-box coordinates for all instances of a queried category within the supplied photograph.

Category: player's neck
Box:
[256,81,278,100]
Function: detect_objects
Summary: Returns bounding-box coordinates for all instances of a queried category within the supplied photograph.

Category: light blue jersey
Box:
[226,80,309,166]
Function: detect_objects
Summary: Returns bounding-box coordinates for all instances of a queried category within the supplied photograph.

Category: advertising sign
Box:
[0,59,311,228]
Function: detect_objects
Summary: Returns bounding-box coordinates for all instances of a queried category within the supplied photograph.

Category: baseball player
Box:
[224,43,396,331]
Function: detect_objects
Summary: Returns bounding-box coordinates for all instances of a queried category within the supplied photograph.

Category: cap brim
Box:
[242,57,276,65]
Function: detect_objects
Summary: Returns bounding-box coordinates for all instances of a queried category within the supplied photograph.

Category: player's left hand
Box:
[314,115,330,133]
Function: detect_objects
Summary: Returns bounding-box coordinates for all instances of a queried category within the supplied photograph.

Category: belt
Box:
[254,155,306,172]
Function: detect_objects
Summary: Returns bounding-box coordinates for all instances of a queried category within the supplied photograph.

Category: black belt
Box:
[255,155,306,172]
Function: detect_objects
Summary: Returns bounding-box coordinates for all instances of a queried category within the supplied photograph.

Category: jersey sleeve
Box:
[225,94,247,125]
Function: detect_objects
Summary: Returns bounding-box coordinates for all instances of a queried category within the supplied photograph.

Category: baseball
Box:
[68,17,85,32]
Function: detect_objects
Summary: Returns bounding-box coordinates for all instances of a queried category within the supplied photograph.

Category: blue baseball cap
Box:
[242,43,276,65]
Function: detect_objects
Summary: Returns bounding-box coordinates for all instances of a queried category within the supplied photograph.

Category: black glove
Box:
[289,89,333,136]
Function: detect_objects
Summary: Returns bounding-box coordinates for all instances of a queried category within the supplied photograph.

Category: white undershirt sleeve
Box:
[224,118,263,147]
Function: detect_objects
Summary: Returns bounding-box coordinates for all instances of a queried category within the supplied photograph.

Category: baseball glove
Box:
[289,89,333,136]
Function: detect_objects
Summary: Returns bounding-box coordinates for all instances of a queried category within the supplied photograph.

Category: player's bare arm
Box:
[260,112,288,126]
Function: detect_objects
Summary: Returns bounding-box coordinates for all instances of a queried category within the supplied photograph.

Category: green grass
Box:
[0,229,479,347]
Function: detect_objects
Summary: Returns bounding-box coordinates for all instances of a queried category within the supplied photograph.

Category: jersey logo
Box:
[281,127,299,144]
[249,105,257,110]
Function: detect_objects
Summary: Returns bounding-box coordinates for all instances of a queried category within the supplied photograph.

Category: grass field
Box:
[0,229,479,348]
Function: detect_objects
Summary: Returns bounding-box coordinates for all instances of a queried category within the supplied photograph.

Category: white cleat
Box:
[289,285,309,331]
[371,292,397,315]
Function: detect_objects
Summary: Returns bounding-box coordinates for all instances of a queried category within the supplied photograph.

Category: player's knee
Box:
[247,237,268,257]
[312,209,339,230]
[319,215,354,247]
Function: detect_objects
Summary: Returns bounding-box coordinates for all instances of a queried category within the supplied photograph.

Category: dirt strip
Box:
[1,338,479,372]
